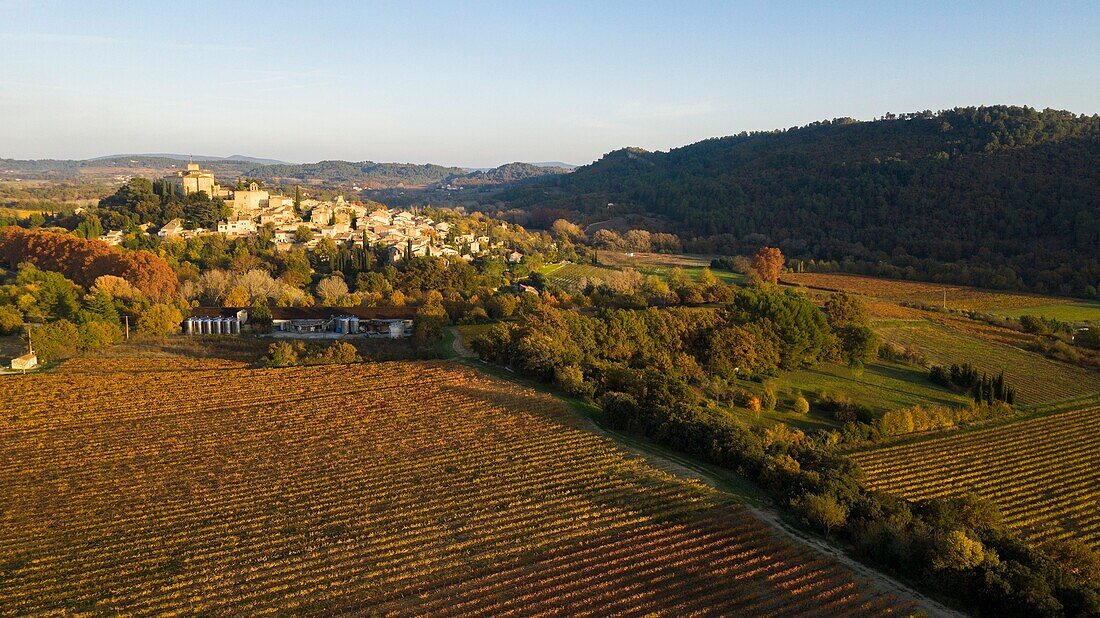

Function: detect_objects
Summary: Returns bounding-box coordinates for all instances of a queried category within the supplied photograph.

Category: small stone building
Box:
[10,352,37,371]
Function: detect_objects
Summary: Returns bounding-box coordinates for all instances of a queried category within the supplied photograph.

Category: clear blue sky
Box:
[2,0,1098,167]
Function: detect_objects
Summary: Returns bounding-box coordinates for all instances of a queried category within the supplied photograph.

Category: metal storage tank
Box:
[348,316,359,334]
[216,318,226,334]
[201,318,212,335]
[341,317,351,334]
[334,318,344,334]
[183,318,193,335]
[230,319,240,334]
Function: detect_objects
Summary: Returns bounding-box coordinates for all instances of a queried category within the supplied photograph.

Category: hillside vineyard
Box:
[0,358,914,615]
[852,407,1100,549]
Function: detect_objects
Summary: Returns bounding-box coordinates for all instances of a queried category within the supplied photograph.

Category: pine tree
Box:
[84,290,120,325]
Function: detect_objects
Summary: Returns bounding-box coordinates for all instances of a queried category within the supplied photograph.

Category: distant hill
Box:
[449,162,571,186]
[502,106,1100,297]
[247,160,569,188]
[530,161,579,170]
[247,160,468,188]
[90,153,288,165]
[1,156,267,180]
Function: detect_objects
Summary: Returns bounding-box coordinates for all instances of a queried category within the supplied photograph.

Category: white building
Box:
[217,219,258,238]
[158,218,186,238]
[10,352,37,371]
[98,230,125,246]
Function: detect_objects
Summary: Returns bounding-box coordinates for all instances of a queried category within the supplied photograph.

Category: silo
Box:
[348,316,359,334]
[341,317,351,335]
[183,318,193,335]
[215,318,226,335]
[201,318,212,335]
[230,318,240,334]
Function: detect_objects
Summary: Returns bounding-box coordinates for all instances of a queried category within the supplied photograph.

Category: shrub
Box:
[792,395,810,415]
[414,303,450,345]
[29,319,80,362]
[760,384,777,411]
[249,297,273,332]
[796,492,848,537]
[137,303,183,336]
[78,320,123,351]
[486,294,519,319]
[461,306,490,324]
[745,395,762,415]
[554,365,595,399]
[0,305,23,335]
[315,341,362,364]
[263,341,302,367]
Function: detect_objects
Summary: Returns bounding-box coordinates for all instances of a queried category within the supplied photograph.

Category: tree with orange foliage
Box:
[0,227,178,301]
[751,246,784,285]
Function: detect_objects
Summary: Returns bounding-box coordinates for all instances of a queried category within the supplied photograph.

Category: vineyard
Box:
[783,272,1100,321]
[851,407,1100,550]
[0,358,914,615]
[540,262,619,289]
[872,320,1100,406]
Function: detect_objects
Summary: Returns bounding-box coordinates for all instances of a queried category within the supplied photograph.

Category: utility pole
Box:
[21,323,34,374]
[124,315,130,341]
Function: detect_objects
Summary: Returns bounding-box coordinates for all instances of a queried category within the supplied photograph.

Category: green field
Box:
[995,303,1100,322]
[594,252,746,286]
[874,319,1100,407]
[637,265,745,286]
[542,260,745,290]
[700,360,966,434]
[772,360,968,415]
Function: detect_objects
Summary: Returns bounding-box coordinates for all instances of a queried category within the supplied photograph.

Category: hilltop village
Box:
[138,162,521,264]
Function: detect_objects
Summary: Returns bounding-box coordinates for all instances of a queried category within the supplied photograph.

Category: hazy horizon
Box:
[2,0,1099,168]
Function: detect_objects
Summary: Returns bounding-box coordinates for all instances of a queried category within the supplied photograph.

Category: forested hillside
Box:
[0,157,258,180]
[248,160,465,187]
[1,158,568,189]
[248,160,567,188]
[503,106,1100,297]
[451,162,570,186]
